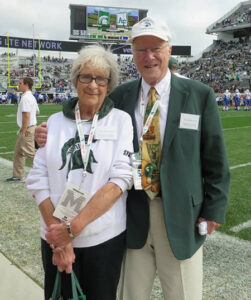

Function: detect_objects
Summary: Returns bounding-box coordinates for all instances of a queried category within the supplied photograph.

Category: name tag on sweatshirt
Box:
[94,127,117,140]
[179,113,200,130]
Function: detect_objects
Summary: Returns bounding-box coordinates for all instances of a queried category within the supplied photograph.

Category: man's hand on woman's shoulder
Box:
[35,122,47,147]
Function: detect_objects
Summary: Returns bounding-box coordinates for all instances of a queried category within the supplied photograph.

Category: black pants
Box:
[41,231,125,300]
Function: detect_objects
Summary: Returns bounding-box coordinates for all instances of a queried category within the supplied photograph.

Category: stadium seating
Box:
[211,4,251,31]
[179,39,250,93]
[0,37,249,101]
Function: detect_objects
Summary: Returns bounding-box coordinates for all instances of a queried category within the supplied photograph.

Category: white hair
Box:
[71,44,119,92]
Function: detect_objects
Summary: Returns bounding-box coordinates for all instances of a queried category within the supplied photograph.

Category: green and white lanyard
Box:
[139,89,160,145]
[131,90,159,190]
[75,102,99,178]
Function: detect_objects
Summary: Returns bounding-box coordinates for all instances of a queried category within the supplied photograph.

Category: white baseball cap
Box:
[127,17,172,43]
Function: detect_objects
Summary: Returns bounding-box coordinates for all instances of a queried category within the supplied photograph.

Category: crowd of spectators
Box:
[179,39,250,93]
[0,53,73,93]
[43,55,68,63]
[117,56,140,84]
[0,53,75,104]
[0,38,250,104]
[0,52,16,57]
[210,4,251,31]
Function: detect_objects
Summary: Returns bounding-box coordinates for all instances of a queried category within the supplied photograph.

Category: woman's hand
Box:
[46,223,72,248]
[52,242,75,274]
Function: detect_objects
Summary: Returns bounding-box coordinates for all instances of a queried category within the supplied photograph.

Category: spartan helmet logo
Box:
[142,20,152,28]
[59,133,98,178]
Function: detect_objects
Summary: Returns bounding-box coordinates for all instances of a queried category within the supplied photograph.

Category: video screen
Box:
[86,6,139,40]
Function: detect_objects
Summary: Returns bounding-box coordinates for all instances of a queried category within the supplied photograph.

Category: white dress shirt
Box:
[134,69,171,147]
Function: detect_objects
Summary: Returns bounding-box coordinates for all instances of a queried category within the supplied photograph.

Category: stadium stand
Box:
[117,55,140,84]
[179,0,250,95]
[0,52,75,103]
[206,1,251,33]
[0,1,250,104]
[179,39,250,93]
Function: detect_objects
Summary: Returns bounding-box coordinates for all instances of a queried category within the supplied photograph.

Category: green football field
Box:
[0,104,251,241]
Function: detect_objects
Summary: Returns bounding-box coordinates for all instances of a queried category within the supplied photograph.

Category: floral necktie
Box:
[141,87,161,200]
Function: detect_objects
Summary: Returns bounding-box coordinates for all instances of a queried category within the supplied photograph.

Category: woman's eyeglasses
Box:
[78,74,109,86]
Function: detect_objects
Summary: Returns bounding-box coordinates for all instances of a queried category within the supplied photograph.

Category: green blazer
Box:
[110,74,230,260]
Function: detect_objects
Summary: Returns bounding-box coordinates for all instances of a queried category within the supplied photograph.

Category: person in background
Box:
[26,45,133,300]
[233,89,241,111]
[168,56,187,78]
[216,94,222,106]
[223,89,231,111]
[35,17,230,300]
[38,93,44,104]
[6,77,39,182]
[244,89,250,111]
[43,93,48,103]
[1,92,7,104]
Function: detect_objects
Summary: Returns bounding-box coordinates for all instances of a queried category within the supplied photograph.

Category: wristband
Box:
[66,221,74,238]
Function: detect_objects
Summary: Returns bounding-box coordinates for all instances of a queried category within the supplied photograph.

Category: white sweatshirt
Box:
[26,107,133,247]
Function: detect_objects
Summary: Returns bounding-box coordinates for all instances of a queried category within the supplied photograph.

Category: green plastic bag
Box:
[50,270,86,300]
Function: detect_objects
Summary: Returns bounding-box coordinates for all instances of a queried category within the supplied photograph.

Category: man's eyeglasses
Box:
[133,43,168,56]
[78,74,109,86]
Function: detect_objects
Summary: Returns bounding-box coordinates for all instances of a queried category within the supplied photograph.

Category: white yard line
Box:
[223,125,251,131]
[0,152,14,155]
[230,162,251,170]
[221,114,251,119]
[4,115,16,118]
[0,131,17,134]
[230,220,251,233]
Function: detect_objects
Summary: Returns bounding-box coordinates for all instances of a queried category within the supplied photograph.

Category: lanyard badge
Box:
[131,91,160,190]
[53,183,90,221]
[53,102,98,221]
[131,152,143,190]
[75,102,99,178]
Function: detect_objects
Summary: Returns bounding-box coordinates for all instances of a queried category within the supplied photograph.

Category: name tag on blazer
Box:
[179,113,200,130]
[94,127,117,140]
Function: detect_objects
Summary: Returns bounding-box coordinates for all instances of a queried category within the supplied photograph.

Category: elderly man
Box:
[7,77,39,182]
[35,17,230,300]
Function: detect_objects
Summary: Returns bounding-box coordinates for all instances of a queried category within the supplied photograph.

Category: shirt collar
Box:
[141,69,171,99]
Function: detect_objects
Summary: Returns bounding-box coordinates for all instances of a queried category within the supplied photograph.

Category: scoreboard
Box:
[69,4,148,42]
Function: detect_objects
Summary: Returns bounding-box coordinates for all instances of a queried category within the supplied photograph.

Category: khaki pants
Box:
[118,197,202,300]
[13,126,36,178]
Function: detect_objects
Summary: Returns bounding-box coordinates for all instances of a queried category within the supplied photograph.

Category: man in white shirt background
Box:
[6,77,39,182]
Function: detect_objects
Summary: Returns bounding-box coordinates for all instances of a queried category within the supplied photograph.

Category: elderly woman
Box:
[26,45,133,300]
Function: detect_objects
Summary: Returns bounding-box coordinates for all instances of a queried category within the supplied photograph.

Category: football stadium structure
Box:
[0,1,250,103]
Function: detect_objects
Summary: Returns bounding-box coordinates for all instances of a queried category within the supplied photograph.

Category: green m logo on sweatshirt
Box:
[59,134,98,178]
